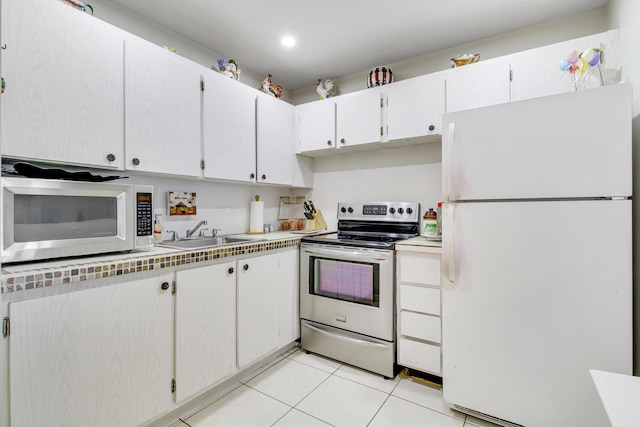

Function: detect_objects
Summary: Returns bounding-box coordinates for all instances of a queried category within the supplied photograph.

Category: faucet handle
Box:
[211,228,222,237]
[166,230,178,241]
[198,228,209,237]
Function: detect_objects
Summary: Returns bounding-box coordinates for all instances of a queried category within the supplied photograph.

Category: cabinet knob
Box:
[327,140,332,146]
[106,153,116,162]
[243,264,249,271]
[428,125,435,131]
[250,173,255,179]
[132,158,140,166]
[261,174,266,180]
[160,282,170,291]
[340,138,346,144]
[228,267,234,274]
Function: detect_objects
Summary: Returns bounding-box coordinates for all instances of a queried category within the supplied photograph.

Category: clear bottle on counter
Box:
[422,208,437,237]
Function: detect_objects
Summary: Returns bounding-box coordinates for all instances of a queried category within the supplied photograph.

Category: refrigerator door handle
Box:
[447,203,456,282]
[445,122,456,201]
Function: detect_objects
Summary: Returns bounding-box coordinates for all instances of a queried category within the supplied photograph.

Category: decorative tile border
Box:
[1,237,300,294]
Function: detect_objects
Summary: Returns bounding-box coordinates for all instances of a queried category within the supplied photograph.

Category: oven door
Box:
[300,243,395,341]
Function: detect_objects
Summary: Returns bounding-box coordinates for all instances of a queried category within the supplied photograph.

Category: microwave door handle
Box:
[301,322,390,349]
[303,248,388,262]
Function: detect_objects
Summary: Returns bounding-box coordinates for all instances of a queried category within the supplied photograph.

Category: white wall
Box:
[88,0,271,101]
[308,144,442,230]
[607,0,640,376]
[291,8,608,104]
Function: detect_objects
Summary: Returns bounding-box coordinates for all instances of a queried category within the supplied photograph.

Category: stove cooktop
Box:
[301,202,420,249]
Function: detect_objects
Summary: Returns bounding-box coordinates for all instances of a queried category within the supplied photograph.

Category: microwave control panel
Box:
[136,192,153,236]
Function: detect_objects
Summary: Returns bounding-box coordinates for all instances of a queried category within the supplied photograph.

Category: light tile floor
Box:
[175,348,500,427]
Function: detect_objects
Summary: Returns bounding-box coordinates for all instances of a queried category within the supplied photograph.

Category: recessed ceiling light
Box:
[281,36,296,47]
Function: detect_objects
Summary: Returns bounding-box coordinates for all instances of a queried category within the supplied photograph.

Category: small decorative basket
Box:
[367,66,393,88]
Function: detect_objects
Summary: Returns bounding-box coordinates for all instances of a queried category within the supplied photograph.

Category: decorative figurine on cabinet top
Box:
[261,74,283,98]
[214,59,241,81]
[451,53,480,67]
[316,79,335,99]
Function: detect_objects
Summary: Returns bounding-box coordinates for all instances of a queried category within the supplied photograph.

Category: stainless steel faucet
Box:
[186,220,208,237]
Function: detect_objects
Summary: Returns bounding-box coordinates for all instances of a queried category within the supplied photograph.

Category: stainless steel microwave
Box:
[1,178,154,264]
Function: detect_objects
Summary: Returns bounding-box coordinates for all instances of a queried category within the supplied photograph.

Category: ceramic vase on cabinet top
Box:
[367,66,393,88]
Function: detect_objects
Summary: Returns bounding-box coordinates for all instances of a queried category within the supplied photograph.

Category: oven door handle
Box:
[302,248,390,262]
[301,321,391,349]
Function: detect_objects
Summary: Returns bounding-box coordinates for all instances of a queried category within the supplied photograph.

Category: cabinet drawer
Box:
[399,284,440,315]
[400,311,441,343]
[397,338,441,375]
[399,252,441,286]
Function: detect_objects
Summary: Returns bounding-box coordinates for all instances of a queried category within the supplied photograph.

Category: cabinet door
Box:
[202,69,257,182]
[335,88,383,148]
[510,31,618,102]
[256,93,295,185]
[444,57,511,113]
[386,73,444,140]
[277,247,300,347]
[8,275,174,427]
[124,38,202,177]
[175,262,237,403]
[1,0,124,169]
[237,252,280,368]
[296,100,336,153]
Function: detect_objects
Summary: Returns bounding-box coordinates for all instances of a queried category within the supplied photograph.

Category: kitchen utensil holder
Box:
[307,210,327,231]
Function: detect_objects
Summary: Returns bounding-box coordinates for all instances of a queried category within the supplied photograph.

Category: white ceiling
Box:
[105,0,607,90]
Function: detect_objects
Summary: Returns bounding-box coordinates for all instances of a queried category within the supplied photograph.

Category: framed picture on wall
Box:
[168,191,197,216]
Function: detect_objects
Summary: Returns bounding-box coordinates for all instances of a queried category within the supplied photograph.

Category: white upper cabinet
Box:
[444,56,511,113]
[202,69,258,183]
[335,88,384,148]
[296,100,336,154]
[124,38,202,177]
[256,93,295,185]
[509,30,619,102]
[1,0,125,169]
[385,73,444,140]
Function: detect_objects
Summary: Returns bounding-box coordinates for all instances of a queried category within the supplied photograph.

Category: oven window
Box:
[310,257,379,307]
[13,194,118,242]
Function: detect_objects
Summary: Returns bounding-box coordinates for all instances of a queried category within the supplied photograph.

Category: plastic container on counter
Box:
[421,208,437,237]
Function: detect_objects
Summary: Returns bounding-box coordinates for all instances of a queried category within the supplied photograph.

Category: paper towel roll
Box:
[249,201,264,233]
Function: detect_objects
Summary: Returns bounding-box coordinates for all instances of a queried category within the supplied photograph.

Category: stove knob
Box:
[398,208,404,214]
[348,207,353,213]
[340,207,347,213]
[406,207,413,215]
[389,207,396,214]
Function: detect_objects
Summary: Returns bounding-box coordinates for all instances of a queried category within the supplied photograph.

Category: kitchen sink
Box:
[158,235,266,250]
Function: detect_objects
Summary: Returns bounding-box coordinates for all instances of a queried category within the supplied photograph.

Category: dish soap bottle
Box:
[422,208,437,237]
[153,214,164,244]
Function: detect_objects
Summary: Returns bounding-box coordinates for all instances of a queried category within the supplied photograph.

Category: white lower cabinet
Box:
[7,274,175,427]
[4,247,300,426]
[396,244,442,376]
[237,247,299,368]
[175,261,237,403]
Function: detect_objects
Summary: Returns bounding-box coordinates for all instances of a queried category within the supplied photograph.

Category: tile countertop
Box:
[396,236,443,253]
[0,231,313,297]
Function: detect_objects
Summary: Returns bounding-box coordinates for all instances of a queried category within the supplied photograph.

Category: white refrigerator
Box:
[441,84,633,427]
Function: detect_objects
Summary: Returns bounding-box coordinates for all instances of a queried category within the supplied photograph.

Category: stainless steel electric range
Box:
[299,201,419,378]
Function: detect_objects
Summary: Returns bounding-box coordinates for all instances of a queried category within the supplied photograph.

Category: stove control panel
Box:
[337,202,419,222]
